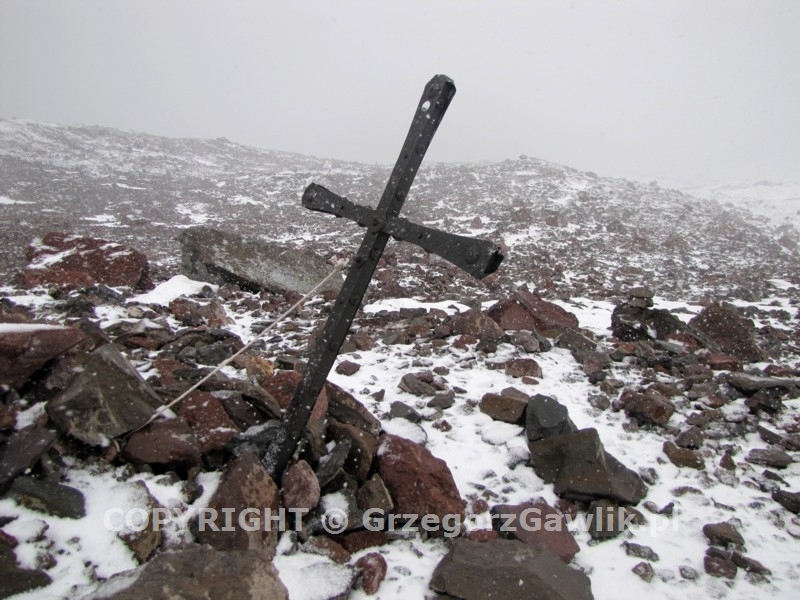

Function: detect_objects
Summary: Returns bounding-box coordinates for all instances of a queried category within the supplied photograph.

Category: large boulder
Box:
[689,302,766,363]
[46,344,161,445]
[0,323,87,389]
[430,538,594,600]
[85,547,288,600]
[529,428,647,505]
[23,232,152,290]
[178,226,341,295]
[377,434,464,532]
[487,290,579,333]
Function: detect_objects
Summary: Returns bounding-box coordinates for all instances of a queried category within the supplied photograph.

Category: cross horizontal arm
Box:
[303,184,503,278]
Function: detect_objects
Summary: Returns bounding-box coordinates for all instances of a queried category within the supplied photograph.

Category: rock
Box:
[679,565,700,580]
[356,474,394,513]
[610,305,683,341]
[727,373,799,394]
[8,477,85,519]
[86,547,287,600]
[491,499,580,563]
[328,418,379,481]
[772,489,800,514]
[260,369,302,410]
[662,441,705,470]
[169,297,231,328]
[623,541,660,561]
[195,452,280,554]
[177,391,240,453]
[480,393,527,424]
[632,561,655,582]
[325,382,381,437]
[117,481,163,563]
[335,360,360,376]
[0,323,87,389]
[46,344,161,445]
[0,426,57,493]
[487,290,579,333]
[587,499,627,540]
[389,401,422,423]
[504,357,543,379]
[23,232,152,291]
[529,428,647,505]
[428,389,456,409]
[429,538,594,600]
[122,418,202,466]
[746,447,793,469]
[0,546,52,598]
[703,521,745,546]
[705,353,742,371]
[377,434,464,533]
[281,459,320,512]
[179,225,340,295]
[300,536,351,564]
[355,552,388,595]
[336,530,389,553]
[620,389,675,427]
[525,394,576,442]
[451,309,505,342]
[689,302,765,363]
[315,439,351,488]
[704,554,738,579]
[674,426,704,449]
[398,372,438,397]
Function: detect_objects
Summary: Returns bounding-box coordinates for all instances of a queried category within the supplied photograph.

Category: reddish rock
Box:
[467,529,500,542]
[122,418,202,466]
[335,360,361,376]
[281,459,320,512]
[326,382,381,437]
[260,370,303,410]
[0,405,17,431]
[505,358,543,379]
[23,232,152,291]
[451,309,505,342]
[377,434,465,534]
[195,452,280,554]
[177,391,240,453]
[689,302,765,363]
[705,354,742,372]
[662,441,705,470]
[620,389,675,427]
[301,536,351,564]
[480,393,527,424]
[487,290,579,333]
[0,324,87,389]
[491,499,580,563]
[704,554,738,579]
[355,552,388,595]
[336,530,389,553]
[169,297,231,328]
[703,522,745,546]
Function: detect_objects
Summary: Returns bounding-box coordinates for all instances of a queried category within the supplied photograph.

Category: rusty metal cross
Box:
[263,75,504,479]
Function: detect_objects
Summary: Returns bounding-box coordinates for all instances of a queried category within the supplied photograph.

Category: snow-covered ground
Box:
[2,273,798,599]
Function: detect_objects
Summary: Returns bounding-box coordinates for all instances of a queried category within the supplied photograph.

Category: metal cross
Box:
[263,75,504,480]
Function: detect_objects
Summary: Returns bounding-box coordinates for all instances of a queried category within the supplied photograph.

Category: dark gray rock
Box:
[427,389,456,410]
[7,477,85,519]
[0,426,57,493]
[0,546,52,598]
[611,305,683,341]
[529,428,647,505]
[772,489,800,514]
[389,401,422,423]
[46,344,161,445]
[746,447,793,469]
[525,394,576,443]
[179,225,340,295]
[429,538,594,600]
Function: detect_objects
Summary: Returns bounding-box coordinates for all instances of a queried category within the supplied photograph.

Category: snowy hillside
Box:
[0,119,799,600]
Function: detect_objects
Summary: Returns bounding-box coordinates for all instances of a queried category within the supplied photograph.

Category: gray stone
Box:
[46,344,160,445]
[179,225,340,295]
[525,394,576,443]
[389,401,422,423]
[427,389,456,409]
[0,546,52,598]
[746,447,793,469]
[0,426,57,493]
[430,538,594,600]
[8,477,85,519]
[85,547,288,600]
[772,489,800,514]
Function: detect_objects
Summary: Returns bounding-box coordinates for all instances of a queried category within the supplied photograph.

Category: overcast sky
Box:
[1,0,798,185]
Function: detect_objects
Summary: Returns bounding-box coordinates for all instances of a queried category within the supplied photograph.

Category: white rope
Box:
[130,265,343,433]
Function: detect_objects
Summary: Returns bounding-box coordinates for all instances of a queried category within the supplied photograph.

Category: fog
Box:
[1,0,798,185]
